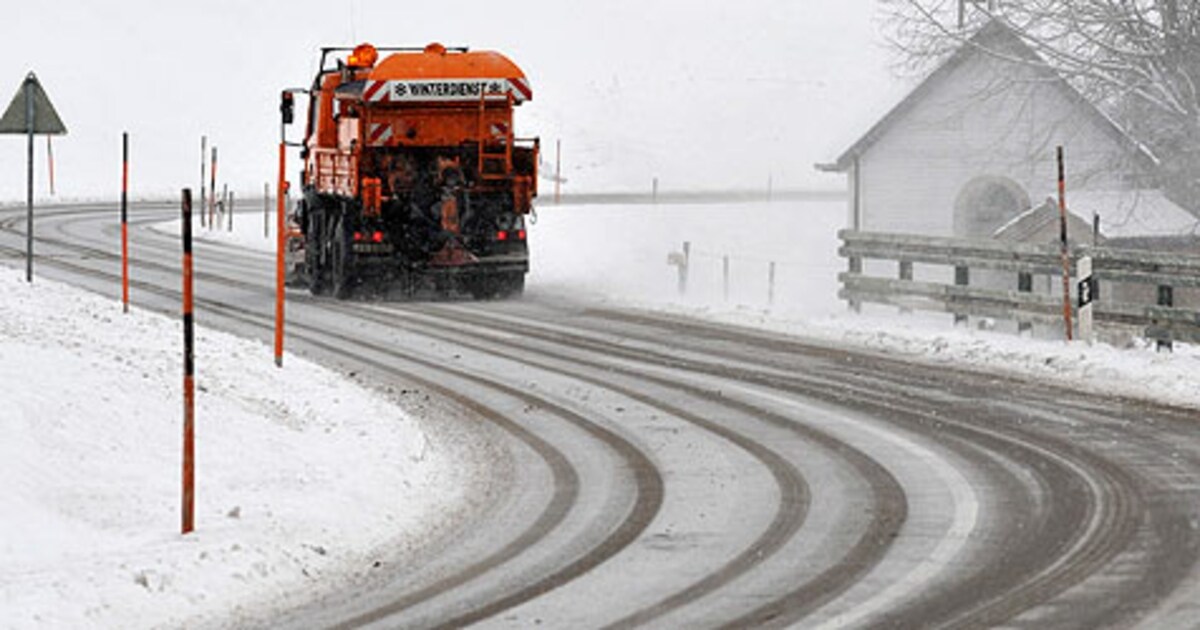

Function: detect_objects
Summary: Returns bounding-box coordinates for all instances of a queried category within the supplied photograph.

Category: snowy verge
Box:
[570,296,1200,412]
[0,265,459,628]
[524,200,1199,413]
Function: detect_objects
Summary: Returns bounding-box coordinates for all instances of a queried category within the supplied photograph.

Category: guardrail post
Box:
[682,242,690,295]
[1017,272,1033,335]
[264,183,270,238]
[722,255,730,302]
[199,136,207,228]
[954,265,969,326]
[767,261,776,308]
[898,260,913,314]
[1157,285,1174,353]
[667,241,691,296]
[848,255,862,313]
[209,146,218,230]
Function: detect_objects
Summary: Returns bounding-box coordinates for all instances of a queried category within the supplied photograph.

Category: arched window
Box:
[953,175,1032,237]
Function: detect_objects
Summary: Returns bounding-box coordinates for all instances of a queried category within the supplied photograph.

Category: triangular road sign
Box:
[0,72,67,135]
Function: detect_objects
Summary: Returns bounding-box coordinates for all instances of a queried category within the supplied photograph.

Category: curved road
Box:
[3,202,1199,629]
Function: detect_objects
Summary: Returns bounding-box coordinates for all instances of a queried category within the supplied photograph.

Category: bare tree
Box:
[879,0,1200,212]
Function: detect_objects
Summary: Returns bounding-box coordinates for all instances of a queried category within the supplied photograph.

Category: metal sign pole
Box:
[47,135,55,196]
[25,76,34,283]
[3,72,66,272]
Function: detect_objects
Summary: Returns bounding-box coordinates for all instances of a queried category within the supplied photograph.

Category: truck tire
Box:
[504,273,526,298]
[330,219,354,299]
[464,275,495,300]
[305,208,327,295]
[490,272,524,299]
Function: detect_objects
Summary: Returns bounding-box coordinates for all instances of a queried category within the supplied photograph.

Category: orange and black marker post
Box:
[181,188,196,535]
[274,142,286,367]
[121,132,129,313]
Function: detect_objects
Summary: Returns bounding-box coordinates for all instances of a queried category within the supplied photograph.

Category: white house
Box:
[819,21,1199,242]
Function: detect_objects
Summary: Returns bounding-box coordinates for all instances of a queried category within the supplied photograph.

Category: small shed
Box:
[993,199,1102,246]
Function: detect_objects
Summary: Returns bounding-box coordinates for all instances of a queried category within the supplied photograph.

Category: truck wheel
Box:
[465,276,494,300]
[501,273,525,298]
[305,212,326,295]
[331,220,354,299]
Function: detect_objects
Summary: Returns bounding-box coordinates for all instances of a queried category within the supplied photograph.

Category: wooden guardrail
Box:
[838,230,1200,347]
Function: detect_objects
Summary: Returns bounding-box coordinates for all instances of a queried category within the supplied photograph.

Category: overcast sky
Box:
[0,1,904,201]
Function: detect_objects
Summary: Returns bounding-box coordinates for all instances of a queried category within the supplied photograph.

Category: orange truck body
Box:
[290,43,538,298]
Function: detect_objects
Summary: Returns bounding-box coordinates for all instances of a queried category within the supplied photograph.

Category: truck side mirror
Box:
[280,91,295,125]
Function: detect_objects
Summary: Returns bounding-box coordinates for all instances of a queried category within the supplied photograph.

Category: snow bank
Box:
[653,305,1200,411]
[527,200,1200,411]
[0,266,455,628]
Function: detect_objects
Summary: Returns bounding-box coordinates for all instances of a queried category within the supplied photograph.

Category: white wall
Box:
[856,46,1135,236]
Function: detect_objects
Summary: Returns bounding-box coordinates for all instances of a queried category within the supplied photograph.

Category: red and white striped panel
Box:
[364,80,391,103]
[509,78,532,103]
[362,78,533,104]
[367,123,394,147]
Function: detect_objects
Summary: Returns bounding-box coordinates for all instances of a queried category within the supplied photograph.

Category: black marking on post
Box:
[1157,285,1174,353]
[1018,272,1033,334]
[954,265,969,326]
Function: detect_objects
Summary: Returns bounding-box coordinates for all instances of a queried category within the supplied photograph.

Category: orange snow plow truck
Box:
[284,43,538,298]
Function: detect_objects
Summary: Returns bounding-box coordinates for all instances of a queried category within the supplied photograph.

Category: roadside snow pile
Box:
[0,266,455,628]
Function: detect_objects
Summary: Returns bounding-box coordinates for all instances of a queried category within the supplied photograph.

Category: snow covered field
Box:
[0,265,461,628]
[4,196,1197,629]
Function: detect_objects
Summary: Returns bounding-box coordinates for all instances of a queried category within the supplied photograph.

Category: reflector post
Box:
[181,188,195,535]
[121,132,129,313]
[274,142,286,368]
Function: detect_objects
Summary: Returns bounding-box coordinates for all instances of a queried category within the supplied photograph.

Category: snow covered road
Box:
[3,201,1199,628]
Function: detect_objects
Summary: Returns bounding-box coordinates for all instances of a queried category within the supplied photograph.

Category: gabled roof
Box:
[993,198,1100,244]
[992,190,1200,240]
[823,21,1158,172]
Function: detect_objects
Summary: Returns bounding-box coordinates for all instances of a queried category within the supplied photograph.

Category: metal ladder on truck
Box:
[476,91,514,181]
